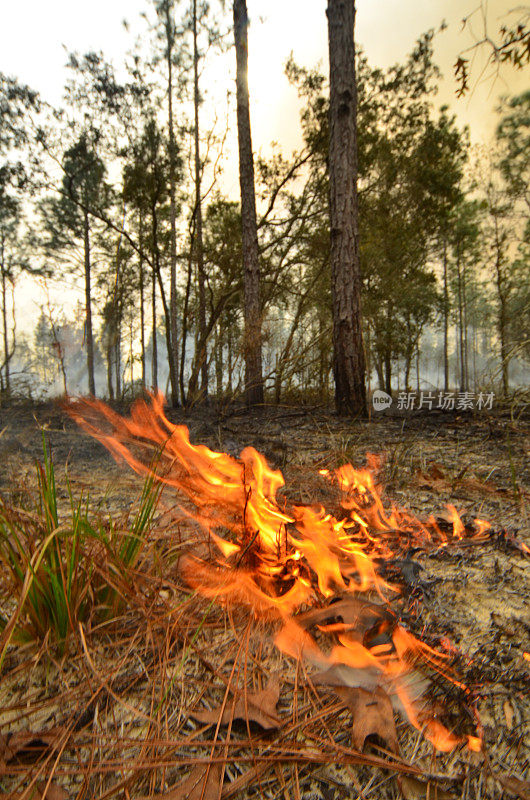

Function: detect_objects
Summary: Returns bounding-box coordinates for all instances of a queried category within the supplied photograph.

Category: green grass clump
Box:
[0,434,161,660]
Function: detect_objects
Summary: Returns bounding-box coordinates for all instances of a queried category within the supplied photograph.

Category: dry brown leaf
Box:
[415,463,503,498]
[398,775,453,800]
[139,763,223,800]
[312,662,381,693]
[414,464,450,493]
[191,676,281,730]
[335,686,398,753]
[297,596,395,642]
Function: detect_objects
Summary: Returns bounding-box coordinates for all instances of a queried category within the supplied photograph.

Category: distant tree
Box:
[233,0,264,407]
[0,74,42,395]
[203,199,243,398]
[447,200,482,392]
[0,192,25,394]
[483,179,522,395]
[183,0,228,404]
[154,0,182,406]
[326,0,366,416]
[40,133,111,395]
[416,109,467,390]
[122,117,175,394]
[496,90,530,213]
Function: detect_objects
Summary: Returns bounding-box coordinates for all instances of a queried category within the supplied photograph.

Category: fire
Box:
[66,393,483,752]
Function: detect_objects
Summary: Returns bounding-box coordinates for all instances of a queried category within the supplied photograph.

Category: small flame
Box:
[67,393,483,752]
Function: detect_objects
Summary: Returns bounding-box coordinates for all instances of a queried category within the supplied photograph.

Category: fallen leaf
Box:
[139,763,222,800]
[415,463,504,498]
[335,686,398,753]
[297,596,396,642]
[398,775,453,800]
[191,676,281,730]
[312,663,381,693]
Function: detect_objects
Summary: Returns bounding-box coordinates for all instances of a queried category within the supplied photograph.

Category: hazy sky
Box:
[1,0,525,156]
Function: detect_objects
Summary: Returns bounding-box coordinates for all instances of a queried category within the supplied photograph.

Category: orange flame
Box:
[66,393,483,752]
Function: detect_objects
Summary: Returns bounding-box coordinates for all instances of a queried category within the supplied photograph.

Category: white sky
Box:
[1,0,526,333]
[1,0,525,148]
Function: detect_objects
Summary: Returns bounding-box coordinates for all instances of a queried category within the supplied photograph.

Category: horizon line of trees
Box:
[0,1,528,412]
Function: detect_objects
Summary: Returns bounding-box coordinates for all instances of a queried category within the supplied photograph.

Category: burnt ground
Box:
[0,398,529,799]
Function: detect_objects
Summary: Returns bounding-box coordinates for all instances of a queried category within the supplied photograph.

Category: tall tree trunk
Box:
[404,353,411,393]
[180,234,194,405]
[227,328,233,395]
[164,0,180,406]
[326,0,366,416]
[384,352,392,396]
[152,268,158,391]
[1,256,10,396]
[129,317,134,390]
[151,207,176,399]
[215,322,223,398]
[462,260,469,392]
[493,215,509,395]
[115,324,121,400]
[151,206,160,391]
[375,358,384,392]
[233,0,264,407]
[139,210,146,388]
[442,235,449,391]
[106,343,114,400]
[193,0,208,401]
[456,247,466,392]
[83,209,96,395]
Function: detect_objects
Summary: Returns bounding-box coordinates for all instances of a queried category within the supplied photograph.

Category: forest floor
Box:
[0,398,528,799]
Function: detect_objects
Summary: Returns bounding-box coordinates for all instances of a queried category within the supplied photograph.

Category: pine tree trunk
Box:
[375,359,384,391]
[384,353,392,396]
[227,329,233,395]
[215,322,223,398]
[442,235,449,391]
[404,354,411,392]
[83,209,96,396]
[326,0,366,416]
[1,256,10,396]
[152,268,158,391]
[493,216,509,395]
[233,0,264,407]
[456,248,466,392]
[115,326,121,400]
[164,1,180,406]
[106,343,114,400]
[139,210,146,388]
[193,0,208,401]
[462,261,469,391]
[129,317,134,390]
